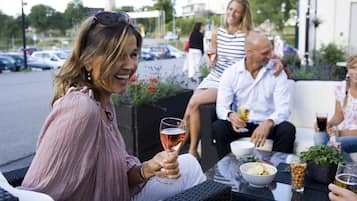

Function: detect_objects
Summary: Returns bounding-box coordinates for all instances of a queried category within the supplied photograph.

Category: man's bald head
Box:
[245,31,271,51]
[244,31,273,73]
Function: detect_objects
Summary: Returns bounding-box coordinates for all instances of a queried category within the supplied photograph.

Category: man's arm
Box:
[216,66,235,120]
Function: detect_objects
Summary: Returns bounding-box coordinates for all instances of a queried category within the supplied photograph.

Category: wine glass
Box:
[157,117,186,183]
[160,117,186,152]
[233,108,250,132]
[334,162,357,193]
[207,49,216,62]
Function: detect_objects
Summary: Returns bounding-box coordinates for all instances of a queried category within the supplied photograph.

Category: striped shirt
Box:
[210,27,246,81]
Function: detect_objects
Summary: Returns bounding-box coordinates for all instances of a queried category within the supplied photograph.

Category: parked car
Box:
[31,50,67,69]
[0,53,25,71]
[17,47,39,55]
[27,56,53,70]
[0,55,18,71]
[143,45,186,60]
[166,45,186,58]
[140,50,156,61]
[164,32,179,40]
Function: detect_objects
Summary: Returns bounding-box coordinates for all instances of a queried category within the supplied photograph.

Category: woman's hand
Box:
[145,151,180,179]
[272,59,284,76]
[328,183,357,201]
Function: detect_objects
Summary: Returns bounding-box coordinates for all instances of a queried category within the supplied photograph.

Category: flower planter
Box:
[306,161,338,184]
[115,90,193,161]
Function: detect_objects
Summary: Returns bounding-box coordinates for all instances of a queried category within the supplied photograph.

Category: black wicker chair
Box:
[164,180,231,201]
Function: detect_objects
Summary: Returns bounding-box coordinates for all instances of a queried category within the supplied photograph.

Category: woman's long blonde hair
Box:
[51,14,142,107]
[343,54,357,108]
[224,0,254,34]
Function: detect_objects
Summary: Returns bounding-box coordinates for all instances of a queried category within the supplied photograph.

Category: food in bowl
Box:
[240,162,277,187]
[246,162,274,176]
[230,140,254,158]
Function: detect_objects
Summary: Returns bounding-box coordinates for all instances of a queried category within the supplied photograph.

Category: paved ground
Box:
[0,70,53,167]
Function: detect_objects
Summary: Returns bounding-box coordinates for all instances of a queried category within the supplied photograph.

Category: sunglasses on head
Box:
[93,11,130,26]
[80,11,131,56]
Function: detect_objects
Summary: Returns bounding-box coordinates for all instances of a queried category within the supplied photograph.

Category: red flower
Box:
[147,86,155,92]
[149,78,159,85]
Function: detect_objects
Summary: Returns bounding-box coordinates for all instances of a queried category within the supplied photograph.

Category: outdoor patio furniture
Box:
[199,79,357,171]
[164,180,231,201]
[205,151,330,201]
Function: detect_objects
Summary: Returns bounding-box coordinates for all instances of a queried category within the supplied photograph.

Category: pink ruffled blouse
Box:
[21,87,143,201]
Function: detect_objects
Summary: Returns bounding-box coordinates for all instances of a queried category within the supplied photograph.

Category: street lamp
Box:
[21,0,28,69]
[172,0,176,35]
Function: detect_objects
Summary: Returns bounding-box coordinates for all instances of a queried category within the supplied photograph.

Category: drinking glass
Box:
[290,162,307,192]
[233,108,250,132]
[334,162,357,193]
[316,112,328,132]
[207,49,216,62]
[160,117,186,152]
[157,117,186,183]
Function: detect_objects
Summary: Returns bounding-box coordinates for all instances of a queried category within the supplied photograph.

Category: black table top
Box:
[205,150,330,201]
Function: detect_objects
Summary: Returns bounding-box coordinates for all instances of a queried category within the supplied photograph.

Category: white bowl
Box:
[240,162,277,188]
[239,137,273,152]
[230,140,254,158]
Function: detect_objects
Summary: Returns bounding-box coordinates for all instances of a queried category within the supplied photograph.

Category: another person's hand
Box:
[272,59,284,76]
[328,183,357,201]
[228,112,246,131]
[207,59,216,69]
[147,151,180,179]
[314,122,320,132]
[251,120,272,147]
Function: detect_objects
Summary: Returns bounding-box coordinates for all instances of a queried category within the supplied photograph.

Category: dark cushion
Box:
[164,180,231,201]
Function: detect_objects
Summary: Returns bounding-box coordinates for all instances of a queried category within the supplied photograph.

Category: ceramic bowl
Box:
[230,140,254,158]
[240,162,277,188]
[239,137,273,152]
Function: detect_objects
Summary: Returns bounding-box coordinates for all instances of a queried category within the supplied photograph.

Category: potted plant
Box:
[300,145,344,184]
[112,75,192,161]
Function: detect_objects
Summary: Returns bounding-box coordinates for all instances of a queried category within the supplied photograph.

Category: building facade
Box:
[298,0,357,62]
[182,0,229,17]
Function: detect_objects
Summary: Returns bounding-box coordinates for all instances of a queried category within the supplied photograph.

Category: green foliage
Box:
[250,0,298,31]
[300,145,344,165]
[312,43,347,80]
[200,65,210,79]
[153,0,174,23]
[113,76,185,106]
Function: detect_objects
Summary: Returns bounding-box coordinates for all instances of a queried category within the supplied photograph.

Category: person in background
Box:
[314,54,357,156]
[328,183,357,201]
[183,22,204,81]
[212,31,296,159]
[183,0,254,159]
[20,11,206,201]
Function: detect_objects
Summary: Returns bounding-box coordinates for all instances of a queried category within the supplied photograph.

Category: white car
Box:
[164,32,179,40]
[31,51,67,69]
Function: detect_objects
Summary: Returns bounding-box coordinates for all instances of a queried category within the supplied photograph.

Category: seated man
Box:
[212,31,296,159]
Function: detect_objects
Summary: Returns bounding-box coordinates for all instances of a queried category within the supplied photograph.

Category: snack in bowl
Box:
[240,162,277,187]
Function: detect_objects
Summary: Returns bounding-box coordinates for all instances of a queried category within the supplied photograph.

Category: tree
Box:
[153,0,173,23]
[250,0,297,32]
[27,4,56,33]
[64,0,89,30]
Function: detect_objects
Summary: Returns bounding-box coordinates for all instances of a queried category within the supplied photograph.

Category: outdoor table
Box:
[205,150,330,201]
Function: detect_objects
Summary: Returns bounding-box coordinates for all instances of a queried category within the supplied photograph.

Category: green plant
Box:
[112,75,185,106]
[300,145,344,165]
[200,65,210,79]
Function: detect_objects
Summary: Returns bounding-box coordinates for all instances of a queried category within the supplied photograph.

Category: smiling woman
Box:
[19,11,205,201]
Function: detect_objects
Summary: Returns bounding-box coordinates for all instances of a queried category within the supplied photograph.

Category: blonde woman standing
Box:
[184,0,254,158]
